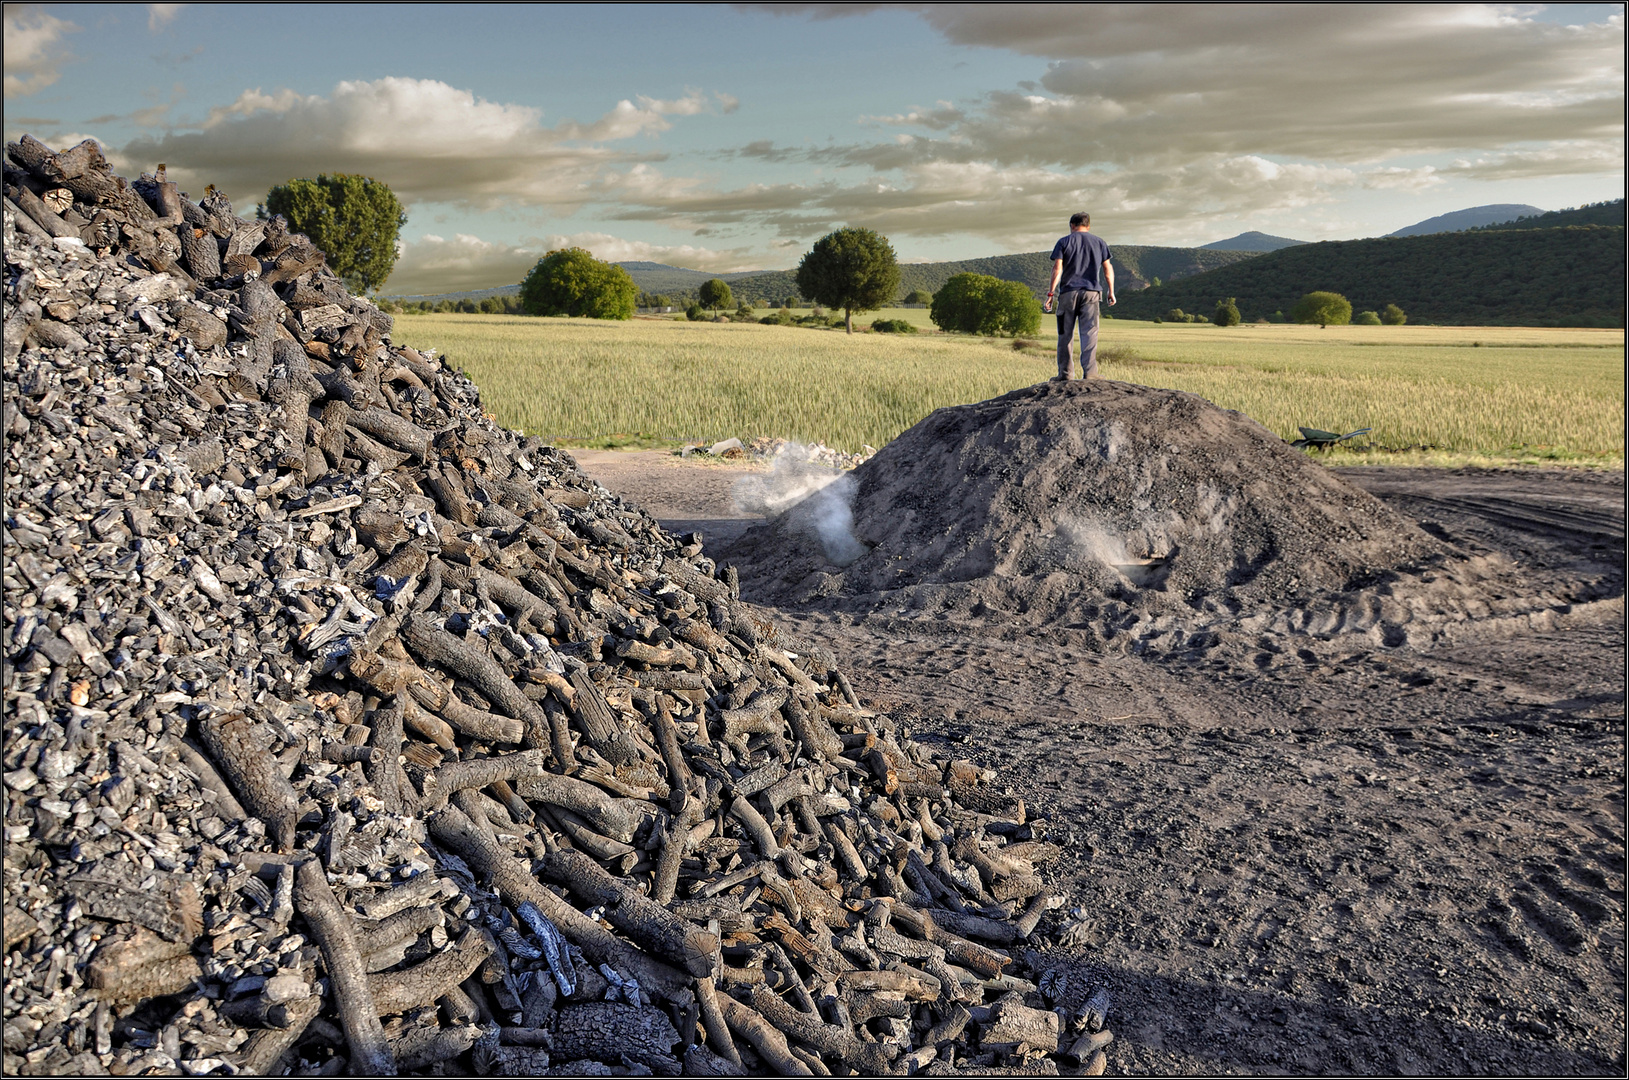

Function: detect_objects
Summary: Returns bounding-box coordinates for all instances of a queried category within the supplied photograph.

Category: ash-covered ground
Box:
[578,417,1626,1076]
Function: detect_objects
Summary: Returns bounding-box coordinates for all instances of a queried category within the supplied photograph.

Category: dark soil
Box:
[573,430,1626,1075]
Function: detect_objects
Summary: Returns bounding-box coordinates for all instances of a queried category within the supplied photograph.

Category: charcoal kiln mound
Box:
[4,137,1113,1077]
[722,381,1540,649]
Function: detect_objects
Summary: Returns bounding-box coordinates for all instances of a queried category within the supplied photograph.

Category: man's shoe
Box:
[1049,375,1070,382]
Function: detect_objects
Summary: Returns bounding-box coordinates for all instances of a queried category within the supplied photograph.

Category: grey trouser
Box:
[1056,289,1100,379]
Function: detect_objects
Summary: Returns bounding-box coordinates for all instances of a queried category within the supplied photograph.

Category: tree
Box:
[795,227,901,334]
[1212,297,1241,326]
[1151,276,1162,288]
[263,174,406,294]
[519,248,637,319]
[478,297,501,314]
[1381,303,1407,325]
[698,278,733,314]
[1291,291,1352,328]
[929,272,1042,336]
[1353,310,1382,325]
[904,288,933,306]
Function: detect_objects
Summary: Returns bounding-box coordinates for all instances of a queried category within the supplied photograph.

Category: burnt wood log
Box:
[63,873,201,942]
[428,804,690,1000]
[438,561,555,629]
[86,927,201,1004]
[746,981,896,1075]
[693,976,742,1068]
[318,363,374,410]
[367,928,492,1016]
[423,748,551,809]
[317,400,350,465]
[717,995,813,1076]
[543,850,718,977]
[403,614,549,740]
[551,1001,682,1075]
[234,996,321,1075]
[349,406,430,459]
[293,859,395,1076]
[198,712,300,850]
[567,668,639,766]
[408,681,524,745]
[10,183,76,239]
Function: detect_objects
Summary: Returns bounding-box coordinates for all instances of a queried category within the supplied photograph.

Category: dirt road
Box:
[572,449,1625,1075]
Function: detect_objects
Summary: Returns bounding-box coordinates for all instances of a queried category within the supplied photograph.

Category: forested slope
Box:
[1114,226,1625,327]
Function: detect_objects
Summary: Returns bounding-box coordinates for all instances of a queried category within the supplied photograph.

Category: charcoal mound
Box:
[724,380,1448,635]
[4,137,1109,1076]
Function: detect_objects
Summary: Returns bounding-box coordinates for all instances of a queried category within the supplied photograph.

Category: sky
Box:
[3,2,1622,294]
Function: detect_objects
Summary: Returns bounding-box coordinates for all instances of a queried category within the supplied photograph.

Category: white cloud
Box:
[3,4,78,98]
[147,3,185,32]
[120,77,732,211]
[387,229,760,295]
[757,4,1624,170]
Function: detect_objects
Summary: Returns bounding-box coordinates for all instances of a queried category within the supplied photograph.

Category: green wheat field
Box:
[391,312,1625,467]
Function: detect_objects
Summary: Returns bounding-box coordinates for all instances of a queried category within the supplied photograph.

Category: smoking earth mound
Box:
[723,381,1532,648]
[3,138,1113,1077]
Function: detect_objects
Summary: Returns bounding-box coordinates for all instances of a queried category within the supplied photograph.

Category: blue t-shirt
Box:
[1051,231,1112,292]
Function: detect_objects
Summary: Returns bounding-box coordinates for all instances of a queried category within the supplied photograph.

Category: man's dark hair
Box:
[1069,212,1091,228]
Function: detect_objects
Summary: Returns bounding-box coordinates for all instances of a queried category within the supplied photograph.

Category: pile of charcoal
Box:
[2,135,1114,1077]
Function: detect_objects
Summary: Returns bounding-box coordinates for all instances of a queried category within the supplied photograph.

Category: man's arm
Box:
[1104,259,1116,306]
[1046,258,1063,311]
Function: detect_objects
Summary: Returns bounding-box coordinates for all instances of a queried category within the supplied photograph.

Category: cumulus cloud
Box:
[3,4,78,98]
[118,77,733,211]
[147,3,185,32]
[388,230,760,295]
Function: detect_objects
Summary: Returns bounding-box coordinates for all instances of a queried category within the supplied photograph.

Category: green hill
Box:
[1115,225,1624,328]
[717,244,1261,306]
[1473,199,1624,232]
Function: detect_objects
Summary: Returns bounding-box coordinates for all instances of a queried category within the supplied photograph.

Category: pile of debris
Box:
[3,137,1112,1076]
[681,439,872,471]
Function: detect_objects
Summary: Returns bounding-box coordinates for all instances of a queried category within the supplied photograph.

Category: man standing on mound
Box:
[1043,212,1116,380]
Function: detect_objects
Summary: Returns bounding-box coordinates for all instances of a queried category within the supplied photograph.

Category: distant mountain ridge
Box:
[1387,204,1546,237]
[1200,231,1308,252]
[1471,199,1624,231]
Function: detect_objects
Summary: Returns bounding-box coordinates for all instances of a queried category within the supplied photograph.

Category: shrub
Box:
[520,248,638,319]
[1212,297,1241,327]
[759,308,796,326]
[685,304,706,321]
[1382,303,1407,325]
[930,272,1042,336]
[903,288,933,306]
[1167,308,1187,322]
[1291,291,1352,327]
[870,318,917,333]
[1353,310,1383,325]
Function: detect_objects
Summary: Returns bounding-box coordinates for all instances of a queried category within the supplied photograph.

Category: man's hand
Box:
[1107,294,1116,307]
[1042,293,1054,314]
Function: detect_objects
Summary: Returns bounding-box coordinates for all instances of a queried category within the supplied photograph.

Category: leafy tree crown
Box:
[1212,296,1241,327]
[698,278,733,312]
[1290,291,1353,327]
[519,248,637,319]
[263,174,406,294]
[795,227,901,332]
[1381,303,1407,325]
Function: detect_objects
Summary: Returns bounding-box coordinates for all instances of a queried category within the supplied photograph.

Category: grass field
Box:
[390,313,1624,467]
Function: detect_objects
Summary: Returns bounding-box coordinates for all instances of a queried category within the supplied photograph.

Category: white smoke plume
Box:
[732,444,867,567]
